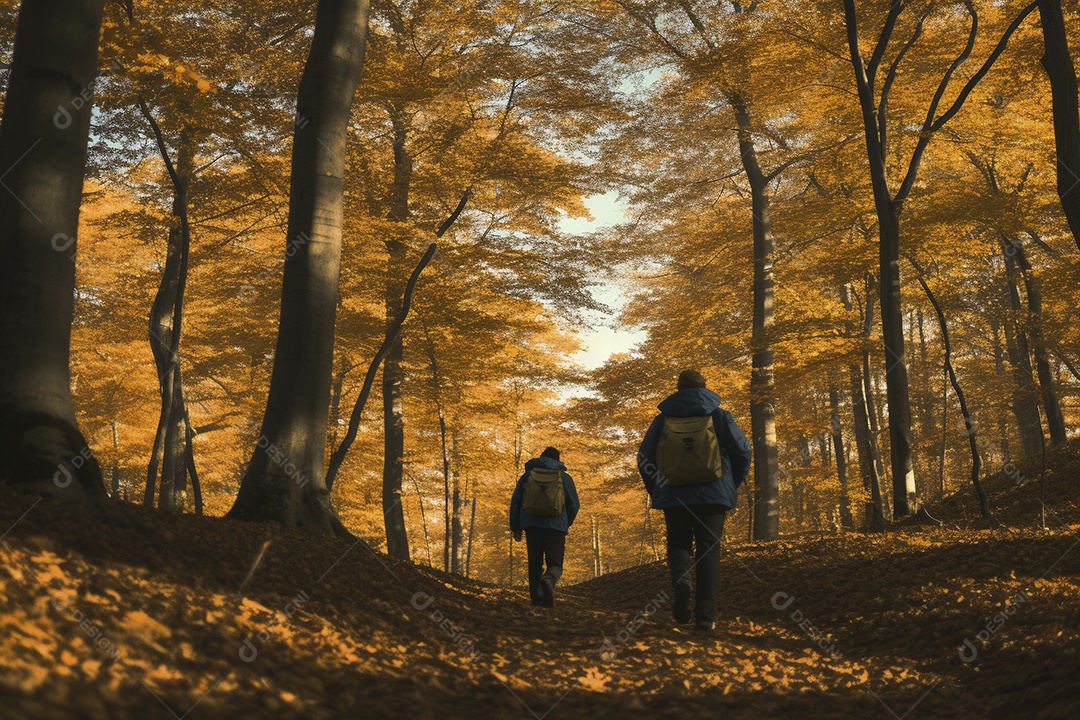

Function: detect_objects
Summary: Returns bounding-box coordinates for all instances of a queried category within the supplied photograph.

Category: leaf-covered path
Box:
[1,473,1079,720]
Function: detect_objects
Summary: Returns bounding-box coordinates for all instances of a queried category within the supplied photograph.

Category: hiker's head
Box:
[677,369,707,391]
[540,446,561,462]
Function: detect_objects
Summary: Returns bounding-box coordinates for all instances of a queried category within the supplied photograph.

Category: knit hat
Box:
[677,369,707,390]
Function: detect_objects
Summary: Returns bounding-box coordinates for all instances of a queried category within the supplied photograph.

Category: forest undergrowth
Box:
[1,442,1079,720]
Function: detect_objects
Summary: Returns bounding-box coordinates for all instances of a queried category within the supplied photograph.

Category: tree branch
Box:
[325,243,438,491]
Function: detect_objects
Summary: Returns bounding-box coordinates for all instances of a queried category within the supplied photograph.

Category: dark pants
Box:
[663,504,726,622]
[525,528,565,605]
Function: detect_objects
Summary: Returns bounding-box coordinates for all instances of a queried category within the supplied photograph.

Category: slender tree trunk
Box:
[110,421,120,498]
[0,0,107,497]
[465,495,476,578]
[227,0,371,533]
[440,414,451,571]
[915,271,991,520]
[185,412,202,515]
[729,92,779,541]
[794,436,812,530]
[139,107,195,513]
[843,282,887,530]
[1037,0,1080,252]
[451,434,463,575]
[324,243,437,491]
[409,472,431,565]
[993,321,1011,465]
[592,516,603,577]
[382,108,412,560]
[830,385,853,528]
[1001,251,1045,457]
[1009,238,1067,444]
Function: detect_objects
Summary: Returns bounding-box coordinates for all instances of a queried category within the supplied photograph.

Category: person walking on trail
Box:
[637,369,752,632]
[510,446,580,607]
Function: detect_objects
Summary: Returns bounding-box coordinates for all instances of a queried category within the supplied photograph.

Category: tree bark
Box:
[1008,237,1067,444]
[0,0,107,497]
[227,0,371,533]
[1037,0,1080,252]
[829,385,853,528]
[729,92,780,541]
[843,1,919,518]
[1001,249,1045,458]
[465,494,476,578]
[325,243,438,491]
[139,103,195,513]
[914,270,991,520]
[451,434,463,575]
[992,321,1012,464]
[110,421,120,498]
[381,107,412,560]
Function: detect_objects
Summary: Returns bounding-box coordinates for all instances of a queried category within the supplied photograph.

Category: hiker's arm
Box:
[717,410,752,487]
[637,415,663,493]
[509,475,525,534]
[563,473,580,528]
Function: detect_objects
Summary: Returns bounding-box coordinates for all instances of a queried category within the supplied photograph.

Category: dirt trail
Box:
[1,449,1079,720]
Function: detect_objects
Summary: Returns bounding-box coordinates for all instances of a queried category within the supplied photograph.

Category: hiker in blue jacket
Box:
[637,369,752,631]
[510,447,580,607]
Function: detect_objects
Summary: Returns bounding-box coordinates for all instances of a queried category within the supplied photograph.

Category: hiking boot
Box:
[673,580,692,624]
[540,575,555,607]
[694,619,715,632]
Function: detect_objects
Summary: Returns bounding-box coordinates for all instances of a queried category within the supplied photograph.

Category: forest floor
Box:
[2,442,1080,720]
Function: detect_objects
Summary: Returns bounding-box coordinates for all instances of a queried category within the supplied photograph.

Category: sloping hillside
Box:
[1,471,1078,719]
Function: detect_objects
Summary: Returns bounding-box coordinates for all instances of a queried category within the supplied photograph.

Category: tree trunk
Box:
[139,106,195,514]
[591,516,603,577]
[830,385,853,529]
[729,92,779,541]
[1001,250,1045,458]
[1009,237,1067,444]
[1037,0,1080,253]
[992,321,1012,464]
[440,414,451,572]
[324,243,437,492]
[110,421,120,498]
[465,495,476,578]
[451,434,463,575]
[0,0,107,497]
[843,283,886,530]
[227,0,371,533]
[915,271,991,520]
[381,107,412,560]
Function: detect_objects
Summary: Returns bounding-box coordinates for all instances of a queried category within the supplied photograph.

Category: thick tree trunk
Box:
[382,109,412,560]
[0,0,107,497]
[729,92,779,541]
[228,0,371,533]
[1038,0,1080,253]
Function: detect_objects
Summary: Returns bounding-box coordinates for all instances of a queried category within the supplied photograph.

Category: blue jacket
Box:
[509,456,580,534]
[637,387,752,510]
